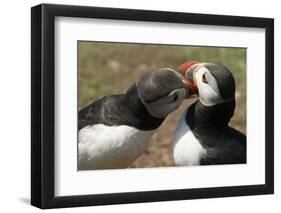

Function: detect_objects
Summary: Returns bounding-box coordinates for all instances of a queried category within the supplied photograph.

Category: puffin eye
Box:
[172,94,178,102]
[202,73,208,84]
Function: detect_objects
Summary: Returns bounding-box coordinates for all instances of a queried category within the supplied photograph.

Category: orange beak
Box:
[179,61,200,96]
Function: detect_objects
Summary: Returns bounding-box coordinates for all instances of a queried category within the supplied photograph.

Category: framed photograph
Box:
[31,3,274,209]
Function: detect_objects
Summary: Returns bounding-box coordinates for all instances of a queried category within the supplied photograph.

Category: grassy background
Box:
[78,41,246,168]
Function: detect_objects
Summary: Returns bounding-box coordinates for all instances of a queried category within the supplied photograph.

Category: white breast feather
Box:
[172,110,206,166]
[79,124,154,170]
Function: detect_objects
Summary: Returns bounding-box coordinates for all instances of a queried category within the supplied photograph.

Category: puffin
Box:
[172,61,246,166]
[79,68,194,170]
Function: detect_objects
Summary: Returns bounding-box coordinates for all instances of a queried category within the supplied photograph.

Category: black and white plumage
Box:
[79,68,189,170]
[172,62,246,166]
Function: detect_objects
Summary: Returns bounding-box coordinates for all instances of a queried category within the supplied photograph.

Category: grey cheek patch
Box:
[139,88,187,118]
[142,88,186,105]
[149,95,175,105]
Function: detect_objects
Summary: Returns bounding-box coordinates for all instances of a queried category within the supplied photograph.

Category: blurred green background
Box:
[78,41,246,168]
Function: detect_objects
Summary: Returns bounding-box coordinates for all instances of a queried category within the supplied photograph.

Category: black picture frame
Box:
[31,3,274,209]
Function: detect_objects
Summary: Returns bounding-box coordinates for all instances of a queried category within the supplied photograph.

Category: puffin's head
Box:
[179,61,236,106]
[136,68,189,118]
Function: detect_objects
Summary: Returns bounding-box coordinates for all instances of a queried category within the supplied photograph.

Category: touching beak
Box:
[179,61,201,96]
